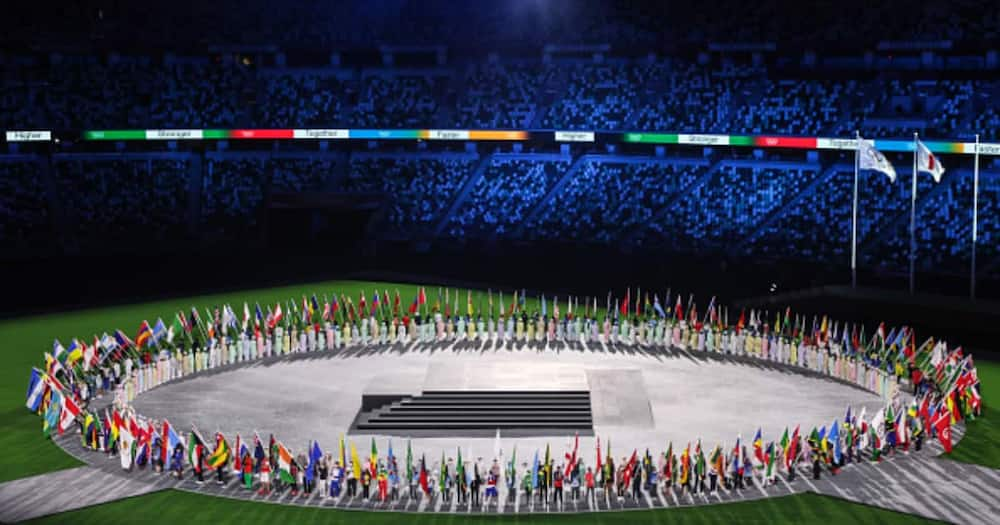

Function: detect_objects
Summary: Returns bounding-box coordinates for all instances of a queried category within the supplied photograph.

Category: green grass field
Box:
[1,279,992,523]
[23,491,941,525]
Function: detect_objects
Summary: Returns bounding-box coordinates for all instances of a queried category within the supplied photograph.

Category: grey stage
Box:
[134,342,885,467]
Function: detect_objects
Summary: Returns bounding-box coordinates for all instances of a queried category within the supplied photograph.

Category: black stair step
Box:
[421,391,590,397]
[356,422,591,430]
[369,415,593,423]
[376,410,592,418]
[391,404,591,412]
[402,398,591,406]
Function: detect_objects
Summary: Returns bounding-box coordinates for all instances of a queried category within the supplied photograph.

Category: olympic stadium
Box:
[1,1,999,524]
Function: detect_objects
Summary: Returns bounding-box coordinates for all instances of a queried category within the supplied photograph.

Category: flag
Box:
[916,138,945,183]
[932,406,953,453]
[66,339,84,365]
[276,441,295,483]
[439,451,447,493]
[785,426,799,469]
[419,454,429,494]
[406,440,413,483]
[620,289,630,317]
[350,439,362,480]
[206,433,230,469]
[151,319,168,345]
[531,450,539,488]
[26,369,46,412]
[338,434,346,471]
[308,441,323,483]
[653,295,665,318]
[752,428,764,464]
[232,434,243,473]
[765,442,776,478]
[828,420,841,464]
[858,137,897,183]
[136,320,153,348]
[564,433,579,477]
[163,420,184,469]
[370,437,378,477]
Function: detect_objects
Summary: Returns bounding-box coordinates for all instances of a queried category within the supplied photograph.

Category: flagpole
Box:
[909,132,918,295]
[852,130,861,288]
[971,133,980,300]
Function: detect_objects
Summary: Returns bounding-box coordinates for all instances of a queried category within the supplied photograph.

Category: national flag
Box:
[916,138,945,183]
[933,406,953,453]
[408,292,419,315]
[276,441,295,483]
[151,318,168,345]
[115,329,135,350]
[752,428,764,464]
[308,441,322,483]
[350,439,362,480]
[785,426,799,469]
[406,440,413,482]
[419,454,429,494]
[620,289,630,317]
[858,137,897,182]
[52,339,68,364]
[531,450,539,489]
[44,352,66,380]
[764,442,776,478]
[232,434,243,473]
[653,295,666,318]
[679,443,690,485]
[271,303,283,328]
[596,437,603,484]
[564,432,579,477]
[675,295,683,321]
[163,420,184,469]
[206,433,230,469]
[370,437,378,477]
[66,339,84,366]
[828,420,841,464]
[338,434,346,471]
[136,321,153,348]
[26,368,47,412]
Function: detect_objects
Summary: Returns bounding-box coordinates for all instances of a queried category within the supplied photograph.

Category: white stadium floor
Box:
[132,342,885,469]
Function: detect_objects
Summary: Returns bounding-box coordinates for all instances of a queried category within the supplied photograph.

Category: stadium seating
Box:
[0,159,50,247]
[345,155,476,236]
[446,157,570,239]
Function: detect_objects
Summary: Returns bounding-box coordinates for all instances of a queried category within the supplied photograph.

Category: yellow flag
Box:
[350,439,362,479]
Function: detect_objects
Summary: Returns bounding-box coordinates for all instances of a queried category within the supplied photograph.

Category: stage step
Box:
[352,389,594,437]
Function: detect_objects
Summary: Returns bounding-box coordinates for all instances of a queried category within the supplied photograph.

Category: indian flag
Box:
[276,442,295,483]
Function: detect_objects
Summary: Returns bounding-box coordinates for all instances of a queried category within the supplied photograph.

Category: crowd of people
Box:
[26,286,982,511]
[346,155,476,236]
[3,152,998,278]
[5,51,1000,140]
[447,157,571,239]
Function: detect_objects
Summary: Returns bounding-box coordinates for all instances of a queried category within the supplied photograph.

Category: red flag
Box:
[564,433,579,477]
[620,289,630,317]
[932,407,952,453]
[675,296,683,321]
[418,287,427,306]
[595,437,602,481]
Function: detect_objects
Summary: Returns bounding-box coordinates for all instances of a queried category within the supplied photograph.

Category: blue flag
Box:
[26,369,45,412]
[532,450,539,489]
[307,440,322,482]
[828,420,841,463]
